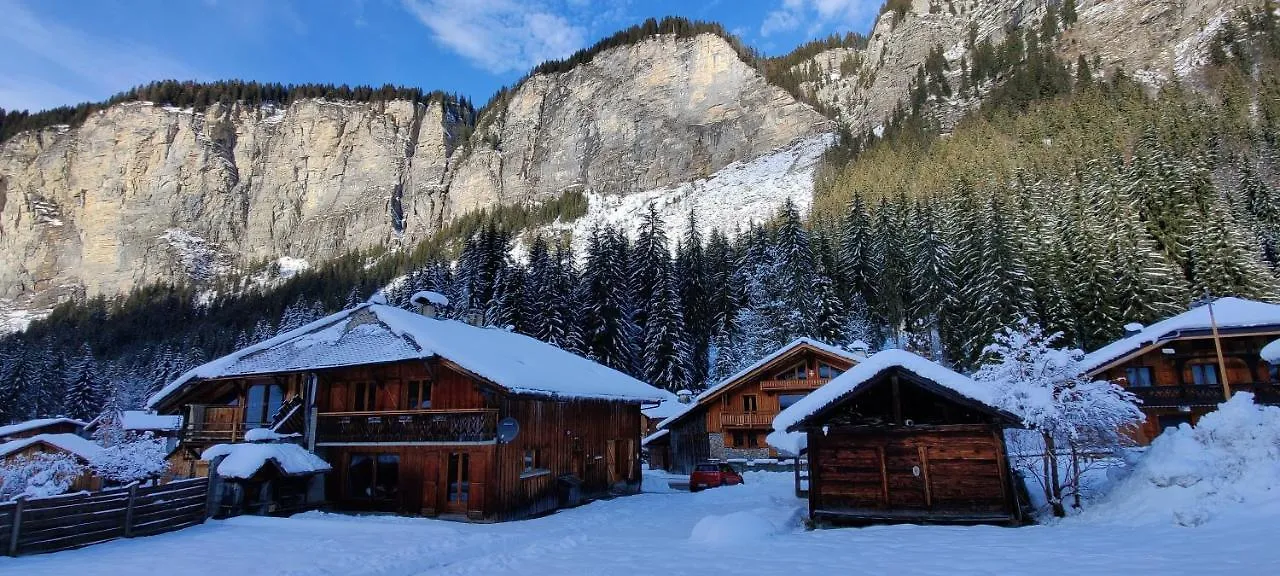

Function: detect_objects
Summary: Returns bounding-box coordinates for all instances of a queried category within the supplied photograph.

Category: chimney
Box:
[1123,322,1144,337]
[409,291,449,319]
[675,389,693,404]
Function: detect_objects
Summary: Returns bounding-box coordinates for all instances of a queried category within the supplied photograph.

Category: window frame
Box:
[742,394,758,413]
[352,381,378,412]
[817,362,844,379]
[405,379,433,410]
[520,448,549,479]
[1190,363,1220,386]
[773,361,808,381]
[1124,366,1155,388]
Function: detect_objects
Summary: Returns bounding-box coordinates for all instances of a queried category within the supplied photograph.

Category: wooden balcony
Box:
[316,409,498,444]
[759,378,831,392]
[721,412,775,428]
[1128,382,1280,408]
[181,404,263,444]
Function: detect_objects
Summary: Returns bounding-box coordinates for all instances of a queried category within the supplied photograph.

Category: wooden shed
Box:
[772,350,1025,526]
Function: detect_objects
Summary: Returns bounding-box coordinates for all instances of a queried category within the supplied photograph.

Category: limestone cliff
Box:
[793,0,1258,135]
[0,32,830,330]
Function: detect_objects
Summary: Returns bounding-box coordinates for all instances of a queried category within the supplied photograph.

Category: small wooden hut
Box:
[772,350,1025,526]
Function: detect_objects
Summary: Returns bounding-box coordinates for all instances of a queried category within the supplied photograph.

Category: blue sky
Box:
[0,0,881,113]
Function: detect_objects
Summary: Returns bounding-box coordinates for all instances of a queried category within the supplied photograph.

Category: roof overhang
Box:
[1085,326,1280,375]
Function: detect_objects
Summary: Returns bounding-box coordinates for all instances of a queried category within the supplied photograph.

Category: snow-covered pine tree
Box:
[63,343,102,421]
[676,210,712,388]
[1059,186,1120,349]
[578,226,638,374]
[522,235,557,338]
[871,195,911,344]
[771,198,817,339]
[1100,165,1188,325]
[838,190,877,313]
[276,298,309,335]
[1190,194,1280,299]
[631,204,671,339]
[907,196,953,356]
[642,267,691,391]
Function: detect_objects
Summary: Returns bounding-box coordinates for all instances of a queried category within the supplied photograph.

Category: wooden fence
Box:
[0,477,209,556]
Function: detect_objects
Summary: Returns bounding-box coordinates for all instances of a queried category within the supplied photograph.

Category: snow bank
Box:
[1084,393,1280,527]
[689,509,791,544]
[202,443,331,479]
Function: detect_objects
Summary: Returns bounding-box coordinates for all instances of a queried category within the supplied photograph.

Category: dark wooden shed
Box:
[774,350,1025,526]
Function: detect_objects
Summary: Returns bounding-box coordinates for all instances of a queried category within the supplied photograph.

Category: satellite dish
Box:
[497,417,520,444]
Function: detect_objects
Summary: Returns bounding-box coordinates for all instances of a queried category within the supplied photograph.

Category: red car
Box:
[689,462,744,492]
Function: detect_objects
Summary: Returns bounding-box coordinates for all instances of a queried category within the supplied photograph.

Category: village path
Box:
[0,471,1275,575]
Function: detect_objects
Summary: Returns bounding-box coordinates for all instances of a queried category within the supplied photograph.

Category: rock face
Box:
[447,33,832,214]
[0,99,459,319]
[0,32,831,328]
[794,0,1255,135]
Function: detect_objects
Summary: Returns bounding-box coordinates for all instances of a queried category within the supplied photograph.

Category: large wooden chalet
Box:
[1083,297,1280,443]
[773,350,1025,526]
[148,301,664,522]
[649,338,860,474]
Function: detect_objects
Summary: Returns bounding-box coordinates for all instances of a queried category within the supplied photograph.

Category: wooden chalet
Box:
[651,338,860,474]
[0,433,104,491]
[0,417,87,442]
[147,300,664,522]
[1083,297,1280,443]
[773,350,1025,526]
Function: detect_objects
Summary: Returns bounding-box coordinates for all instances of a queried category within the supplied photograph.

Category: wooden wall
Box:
[667,409,710,475]
[705,349,856,435]
[1098,334,1278,390]
[318,360,487,413]
[321,445,493,518]
[490,397,642,521]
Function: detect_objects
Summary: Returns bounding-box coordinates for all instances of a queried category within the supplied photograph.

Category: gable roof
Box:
[201,442,332,479]
[0,418,87,439]
[657,338,860,430]
[772,349,1014,433]
[641,388,687,420]
[1082,297,1280,374]
[0,433,104,461]
[148,303,664,410]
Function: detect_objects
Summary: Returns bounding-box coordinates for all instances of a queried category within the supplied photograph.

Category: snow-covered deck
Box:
[2,470,1274,575]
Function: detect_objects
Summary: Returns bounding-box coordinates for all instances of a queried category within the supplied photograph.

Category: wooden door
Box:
[606,440,618,485]
[444,452,471,513]
[421,452,440,516]
[884,440,927,509]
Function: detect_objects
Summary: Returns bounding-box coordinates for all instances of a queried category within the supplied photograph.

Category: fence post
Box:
[123,483,139,538]
[7,496,23,557]
[202,475,217,522]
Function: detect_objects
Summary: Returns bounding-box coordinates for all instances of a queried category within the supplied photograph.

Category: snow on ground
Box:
[4,470,1277,575]
[518,134,833,260]
[0,298,50,335]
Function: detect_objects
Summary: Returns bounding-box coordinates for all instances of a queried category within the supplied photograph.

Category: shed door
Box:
[883,442,927,509]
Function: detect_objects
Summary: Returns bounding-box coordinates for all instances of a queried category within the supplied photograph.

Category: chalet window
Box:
[775,362,807,381]
[1191,364,1220,386]
[778,394,805,410]
[245,383,284,427]
[1270,364,1279,383]
[817,363,844,379]
[742,395,758,413]
[406,379,433,410]
[448,452,470,502]
[347,453,399,502]
[1125,367,1154,388]
[746,432,759,448]
[731,431,744,447]
[353,382,377,411]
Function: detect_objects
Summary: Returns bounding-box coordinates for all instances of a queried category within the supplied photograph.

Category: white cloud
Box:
[401,0,590,75]
[759,0,876,38]
[0,0,200,111]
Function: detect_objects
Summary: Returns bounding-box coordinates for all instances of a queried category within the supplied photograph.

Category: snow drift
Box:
[1085,393,1280,527]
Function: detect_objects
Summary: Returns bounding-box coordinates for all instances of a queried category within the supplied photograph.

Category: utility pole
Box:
[1203,289,1231,400]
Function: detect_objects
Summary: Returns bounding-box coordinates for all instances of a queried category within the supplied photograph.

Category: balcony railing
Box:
[316,409,498,444]
[721,412,775,428]
[759,378,831,392]
[1128,382,1280,408]
[181,404,263,444]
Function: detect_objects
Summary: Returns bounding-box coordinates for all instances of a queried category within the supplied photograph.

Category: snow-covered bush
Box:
[1087,393,1280,526]
[975,320,1145,517]
[90,432,169,485]
[0,452,85,501]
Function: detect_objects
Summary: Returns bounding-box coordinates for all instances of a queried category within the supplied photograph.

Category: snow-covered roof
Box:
[772,349,1003,433]
[0,418,87,439]
[0,433,104,461]
[1082,297,1280,374]
[641,389,687,420]
[1263,338,1280,364]
[201,442,332,479]
[410,290,450,307]
[658,338,859,429]
[149,303,664,409]
[765,429,805,456]
[641,429,669,446]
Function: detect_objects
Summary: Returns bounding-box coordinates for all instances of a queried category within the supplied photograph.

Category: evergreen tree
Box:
[839,191,877,312]
[1190,196,1280,299]
[578,226,638,374]
[63,343,102,421]
[642,268,691,391]
[676,211,712,386]
[631,205,671,338]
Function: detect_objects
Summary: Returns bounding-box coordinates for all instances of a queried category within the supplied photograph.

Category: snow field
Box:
[4,469,1279,575]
